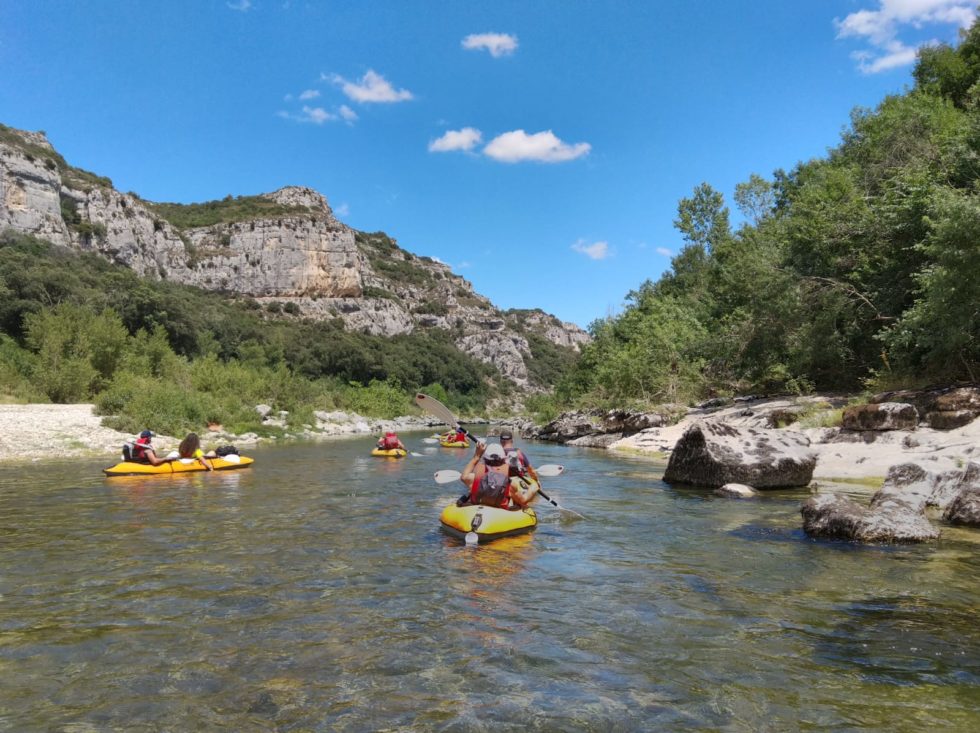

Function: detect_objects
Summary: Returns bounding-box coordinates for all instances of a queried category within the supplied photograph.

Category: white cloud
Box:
[656,246,673,257]
[227,0,251,11]
[462,32,519,57]
[278,106,337,124]
[301,106,334,124]
[339,105,358,124]
[456,260,472,269]
[483,129,591,163]
[835,1,977,73]
[429,127,483,153]
[328,69,413,103]
[572,239,610,260]
[299,89,320,100]
[334,202,350,216]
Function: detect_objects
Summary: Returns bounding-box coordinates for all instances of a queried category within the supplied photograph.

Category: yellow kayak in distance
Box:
[439,440,470,448]
[371,448,407,458]
[103,455,254,476]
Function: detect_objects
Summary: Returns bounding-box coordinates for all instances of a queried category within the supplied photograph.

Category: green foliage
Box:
[556,17,980,409]
[144,195,312,229]
[24,304,128,402]
[0,228,500,428]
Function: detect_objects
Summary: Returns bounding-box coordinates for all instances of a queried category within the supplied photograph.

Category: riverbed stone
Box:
[842,402,918,431]
[801,463,941,542]
[663,422,817,488]
[714,483,758,498]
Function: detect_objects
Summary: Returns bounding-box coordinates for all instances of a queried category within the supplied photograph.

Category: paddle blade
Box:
[415,393,458,428]
[434,469,462,484]
[535,464,564,477]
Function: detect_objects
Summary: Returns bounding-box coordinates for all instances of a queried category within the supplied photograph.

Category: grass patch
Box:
[145,195,312,229]
[816,475,886,489]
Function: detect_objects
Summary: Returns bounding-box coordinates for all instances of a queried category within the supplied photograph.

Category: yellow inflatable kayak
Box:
[371,448,407,458]
[439,502,537,543]
[103,455,254,476]
[439,440,470,448]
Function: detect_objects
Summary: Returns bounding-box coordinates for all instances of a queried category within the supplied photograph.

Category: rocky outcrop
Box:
[870,385,980,430]
[802,461,980,541]
[663,422,817,488]
[842,402,918,431]
[941,462,980,527]
[0,124,589,389]
[525,408,673,445]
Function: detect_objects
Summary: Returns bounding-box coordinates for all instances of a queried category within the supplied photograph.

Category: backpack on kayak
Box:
[121,441,135,462]
[473,470,510,508]
[214,445,239,457]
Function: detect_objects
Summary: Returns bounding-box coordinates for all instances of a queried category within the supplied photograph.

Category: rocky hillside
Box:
[0,124,588,388]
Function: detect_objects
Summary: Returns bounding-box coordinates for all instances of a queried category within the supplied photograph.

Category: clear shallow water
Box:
[1,436,978,731]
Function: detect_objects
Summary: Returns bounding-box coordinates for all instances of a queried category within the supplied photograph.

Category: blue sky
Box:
[1,1,976,328]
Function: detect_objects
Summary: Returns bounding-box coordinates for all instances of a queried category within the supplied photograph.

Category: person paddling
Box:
[459,442,537,509]
[500,430,540,480]
[377,431,406,451]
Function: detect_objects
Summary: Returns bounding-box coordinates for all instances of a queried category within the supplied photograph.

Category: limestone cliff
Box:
[0,124,588,388]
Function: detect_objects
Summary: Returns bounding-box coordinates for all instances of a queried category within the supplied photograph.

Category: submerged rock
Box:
[663,422,816,488]
[799,462,980,543]
[714,483,758,498]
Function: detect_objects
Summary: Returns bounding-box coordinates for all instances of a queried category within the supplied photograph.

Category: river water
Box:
[1,434,978,731]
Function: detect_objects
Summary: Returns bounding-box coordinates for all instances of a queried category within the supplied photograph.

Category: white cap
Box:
[483,443,506,462]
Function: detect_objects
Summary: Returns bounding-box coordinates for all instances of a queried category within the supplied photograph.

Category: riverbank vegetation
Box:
[551,22,980,413]
[0,230,497,435]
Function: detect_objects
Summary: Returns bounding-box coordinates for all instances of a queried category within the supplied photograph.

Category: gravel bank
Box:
[0,404,141,463]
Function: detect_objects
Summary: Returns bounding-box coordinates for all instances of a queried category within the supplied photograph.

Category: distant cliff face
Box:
[0,125,589,388]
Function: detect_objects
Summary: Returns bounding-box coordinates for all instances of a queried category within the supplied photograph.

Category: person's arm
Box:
[200,453,214,471]
[522,451,541,485]
[145,448,164,466]
[460,442,486,485]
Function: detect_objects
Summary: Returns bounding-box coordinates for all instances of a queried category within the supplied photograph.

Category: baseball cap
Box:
[483,443,506,465]
[499,430,513,441]
[139,430,155,438]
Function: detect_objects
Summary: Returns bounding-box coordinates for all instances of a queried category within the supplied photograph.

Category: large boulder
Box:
[941,462,980,527]
[841,402,918,431]
[663,422,817,488]
[801,463,940,543]
[871,385,980,430]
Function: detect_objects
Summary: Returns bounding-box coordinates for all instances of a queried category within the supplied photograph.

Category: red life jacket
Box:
[381,434,400,450]
[132,436,152,462]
